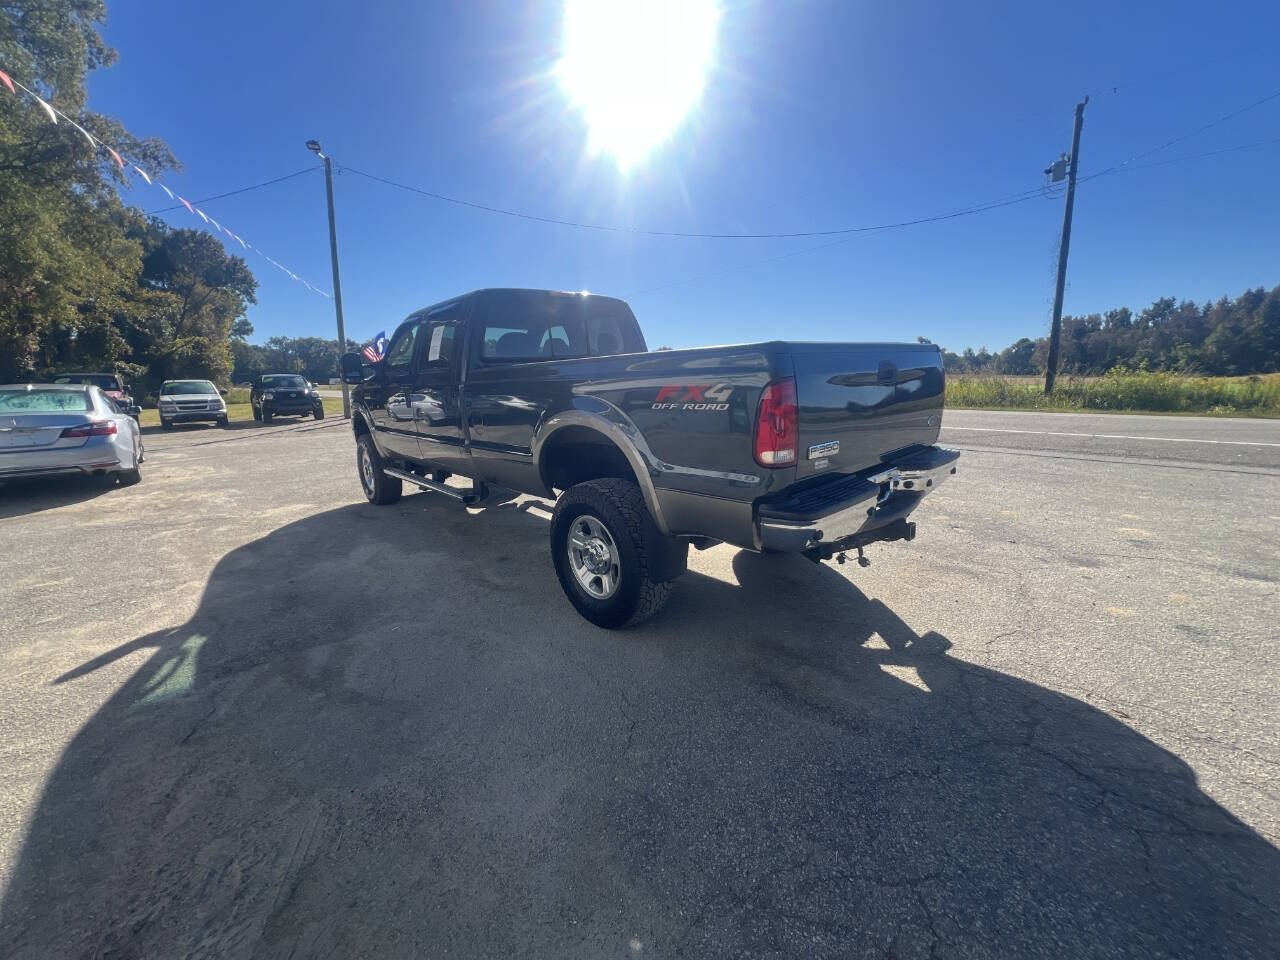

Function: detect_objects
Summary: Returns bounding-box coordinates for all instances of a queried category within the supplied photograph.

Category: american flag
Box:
[362,330,387,363]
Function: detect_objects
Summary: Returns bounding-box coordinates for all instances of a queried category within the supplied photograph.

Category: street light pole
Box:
[306,139,351,419]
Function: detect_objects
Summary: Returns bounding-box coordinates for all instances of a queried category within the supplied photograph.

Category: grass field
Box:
[947,371,1280,417]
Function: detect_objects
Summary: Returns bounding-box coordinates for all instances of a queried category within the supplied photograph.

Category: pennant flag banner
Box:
[34,94,57,123]
[0,67,328,299]
[69,120,96,149]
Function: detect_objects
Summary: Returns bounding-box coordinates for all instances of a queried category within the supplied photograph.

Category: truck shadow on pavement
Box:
[2,494,1277,959]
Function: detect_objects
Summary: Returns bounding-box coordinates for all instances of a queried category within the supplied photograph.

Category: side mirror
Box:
[126,405,142,417]
[341,352,367,384]
[218,388,228,396]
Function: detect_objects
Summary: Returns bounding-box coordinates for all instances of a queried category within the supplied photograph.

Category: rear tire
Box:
[550,478,674,629]
[357,433,401,505]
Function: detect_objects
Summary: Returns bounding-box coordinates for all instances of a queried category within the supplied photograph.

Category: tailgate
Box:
[789,342,945,477]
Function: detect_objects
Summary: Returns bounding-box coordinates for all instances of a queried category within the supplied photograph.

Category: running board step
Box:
[383,467,489,504]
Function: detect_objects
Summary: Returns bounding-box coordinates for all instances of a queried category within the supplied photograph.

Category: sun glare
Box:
[557,0,720,170]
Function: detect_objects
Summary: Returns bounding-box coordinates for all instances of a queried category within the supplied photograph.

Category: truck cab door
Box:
[410,308,470,474]
[368,319,423,461]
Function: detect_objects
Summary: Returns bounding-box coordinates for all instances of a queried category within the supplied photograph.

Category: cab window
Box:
[384,322,421,374]
[419,307,460,374]
[478,291,644,362]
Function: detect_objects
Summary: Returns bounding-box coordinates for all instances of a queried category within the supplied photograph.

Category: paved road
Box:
[942,408,1280,470]
[0,411,1277,958]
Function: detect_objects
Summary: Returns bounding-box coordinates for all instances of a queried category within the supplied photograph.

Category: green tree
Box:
[130,221,257,389]
[0,0,176,380]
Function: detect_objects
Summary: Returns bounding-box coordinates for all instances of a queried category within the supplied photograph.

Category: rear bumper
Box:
[756,446,959,553]
[0,440,125,480]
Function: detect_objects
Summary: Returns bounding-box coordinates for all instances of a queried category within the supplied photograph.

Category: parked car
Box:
[158,380,228,430]
[340,288,958,628]
[0,383,143,485]
[50,372,136,418]
[249,374,325,423]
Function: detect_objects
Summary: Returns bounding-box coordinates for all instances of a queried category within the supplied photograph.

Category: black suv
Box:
[250,374,325,423]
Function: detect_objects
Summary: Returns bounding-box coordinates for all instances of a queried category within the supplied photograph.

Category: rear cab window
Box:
[476,291,645,363]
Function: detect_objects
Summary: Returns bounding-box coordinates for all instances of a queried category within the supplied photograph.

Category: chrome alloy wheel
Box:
[567,514,621,599]
[360,443,376,493]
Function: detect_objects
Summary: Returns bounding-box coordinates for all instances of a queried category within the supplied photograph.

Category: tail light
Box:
[60,421,118,439]
[754,377,798,467]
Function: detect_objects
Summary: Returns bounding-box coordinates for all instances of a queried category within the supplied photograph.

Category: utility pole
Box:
[1044,96,1088,395]
[305,139,351,418]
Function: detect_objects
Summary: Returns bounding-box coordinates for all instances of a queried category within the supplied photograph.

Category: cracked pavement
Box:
[0,410,1277,958]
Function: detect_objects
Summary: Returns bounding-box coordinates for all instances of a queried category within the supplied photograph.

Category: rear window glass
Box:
[0,389,92,412]
[479,292,642,361]
[262,375,307,389]
[53,374,120,390]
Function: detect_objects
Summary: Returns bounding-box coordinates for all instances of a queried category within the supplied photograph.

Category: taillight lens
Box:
[754,377,798,467]
[60,421,118,439]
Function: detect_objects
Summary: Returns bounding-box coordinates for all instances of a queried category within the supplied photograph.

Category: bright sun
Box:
[557,0,720,170]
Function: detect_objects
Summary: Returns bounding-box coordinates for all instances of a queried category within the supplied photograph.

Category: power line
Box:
[1078,88,1280,184]
[341,163,1058,240]
[625,187,1062,297]
[625,134,1280,299]
[147,166,319,215]
[1079,135,1280,184]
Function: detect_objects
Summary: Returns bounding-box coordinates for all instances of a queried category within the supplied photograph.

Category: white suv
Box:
[157,380,228,430]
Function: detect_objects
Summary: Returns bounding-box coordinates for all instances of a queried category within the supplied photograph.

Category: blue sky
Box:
[88,0,1280,353]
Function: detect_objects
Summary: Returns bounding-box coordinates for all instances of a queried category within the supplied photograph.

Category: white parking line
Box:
[942,426,1280,448]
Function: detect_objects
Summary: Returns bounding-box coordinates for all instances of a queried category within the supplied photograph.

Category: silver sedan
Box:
[0,384,144,485]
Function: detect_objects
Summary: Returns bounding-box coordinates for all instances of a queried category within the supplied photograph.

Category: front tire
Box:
[217,415,229,428]
[550,478,674,629]
[313,407,324,421]
[357,433,401,505]
[262,408,272,424]
[160,417,172,431]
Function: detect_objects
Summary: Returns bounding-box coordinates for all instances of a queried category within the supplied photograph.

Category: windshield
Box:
[0,388,92,413]
[262,376,308,389]
[161,381,218,396]
[53,374,119,391]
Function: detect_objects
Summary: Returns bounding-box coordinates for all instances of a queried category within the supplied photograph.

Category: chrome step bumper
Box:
[756,446,958,553]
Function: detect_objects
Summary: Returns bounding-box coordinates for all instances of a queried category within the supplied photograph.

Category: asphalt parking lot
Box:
[1,411,1277,959]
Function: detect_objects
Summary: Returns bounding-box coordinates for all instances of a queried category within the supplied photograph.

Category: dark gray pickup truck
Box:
[340,288,958,628]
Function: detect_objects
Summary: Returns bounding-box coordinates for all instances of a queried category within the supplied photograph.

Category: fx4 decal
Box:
[652,382,734,411]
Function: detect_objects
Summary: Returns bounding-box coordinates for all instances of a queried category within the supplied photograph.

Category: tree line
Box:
[1,0,257,394]
[232,336,355,385]
[937,284,1280,377]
